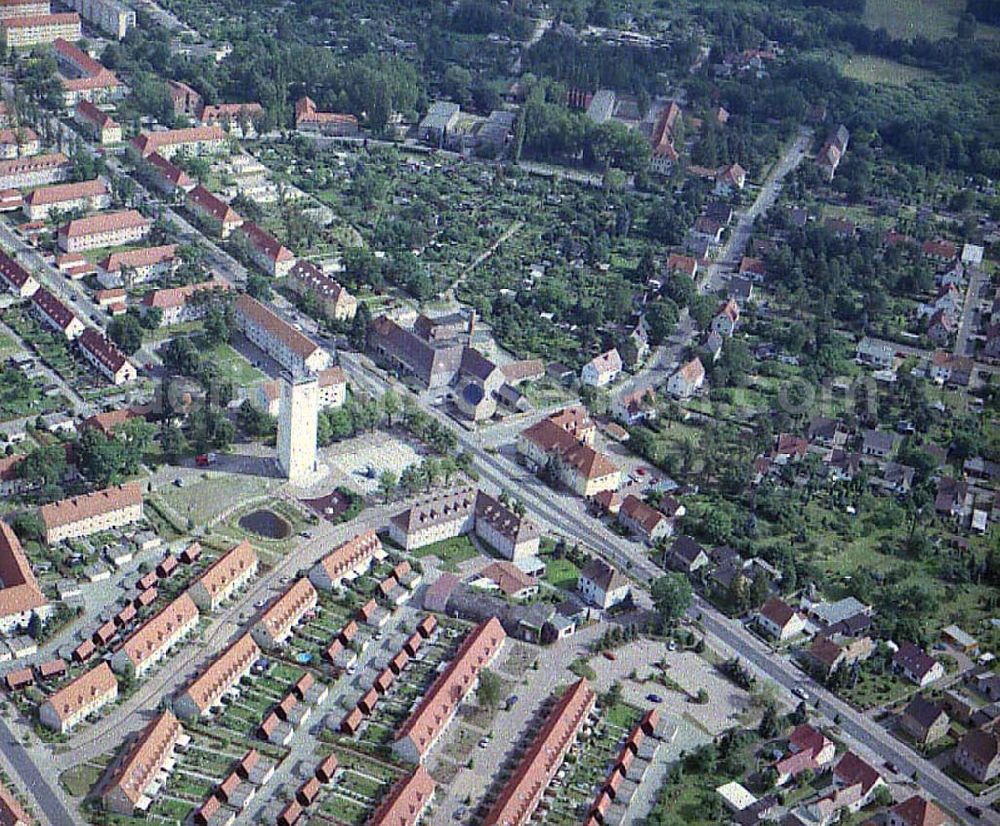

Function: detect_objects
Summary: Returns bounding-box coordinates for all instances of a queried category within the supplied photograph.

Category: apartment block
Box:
[140,279,229,327]
[0,249,39,297]
[317,366,347,409]
[238,221,295,277]
[187,540,258,611]
[31,287,84,340]
[309,531,384,591]
[233,294,331,375]
[39,483,143,544]
[78,328,137,385]
[102,711,185,815]
[286,259,357,321]
[58,209,151,253]
[23,177,109,220]
[74,100,122,144]
[0,520,49,635]
[0,152,69,189]
[0,0,49,20]
[111,594,199,678]
[129,125,226,160]
[39,662,118,733]
[64,0,134,39]
[251,578,317,649]
[173,633,260,720]
[1,12,80,47]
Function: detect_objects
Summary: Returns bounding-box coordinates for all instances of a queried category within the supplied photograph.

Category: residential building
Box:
[251,578,317,649]
[188,540,258,611]
[39,483,143,544]
[23,177,109,221]
[112,593,198,678]
[618,495,673,544]
[893,642,945,687]
[900,696,950,746]
[580,348,622,387]
[73,101,121,144]
[367,315,464,389]
[63,0,133,38]
[309,531,383,590]
[611,388,657,426]
[0,781,31,826]
[0,520,50,635]
[1,12,80,47]
[99,244,179,287]
[817,124,849,181]
[39,662,118,733]
[388,488,477,551]
[756,597,806,641]
[954,724,1000,783]
[712,298,740,337]
[481,679,596,826]
[807,633,874,677]
[129,125,226,159]
[293,96,359,136]
[577,558,629,609]
[317,366,347,409]
[0,126,38,159]
[856,337,895,369]
[889,796,951,826]
[473,491,540,560]
[286,260,357,320]
[166,80,201,117]
[774,724,836,786]
[199,102,264,138]
[60,71,122,107]
[665,535,709,574]
[237,222,295,277]
[102,711,185,815]
[173,633,260,720]
[0,249,38,297]
[393,618,505,763]
[667,357,705,398]
[233,294,331,375]
[861,428,898,459]
[185,184,243,238]
[58,209,151,253]
[78,328,137,385]
[667,253,698,278]
[368,767,435,826]
[473,561,538,600]
[517,417,620,497]
[139,152,195,196]
[418,101,461,144]
[0,152,69,189]
[30,287,83,339]
[832,751,885,806]
[0,0,48,19]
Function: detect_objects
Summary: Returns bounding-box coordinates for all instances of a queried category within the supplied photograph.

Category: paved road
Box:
[954,266,987,358]
[0,714,75,826]
[701,127,812,294]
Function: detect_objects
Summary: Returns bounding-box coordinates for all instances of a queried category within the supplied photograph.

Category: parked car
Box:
[646,693,663,704]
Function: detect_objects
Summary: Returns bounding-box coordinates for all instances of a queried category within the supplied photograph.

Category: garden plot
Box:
[544,701,643,826]
[312,747,404,826]
[278,594,355,666]
[211,660,305,738]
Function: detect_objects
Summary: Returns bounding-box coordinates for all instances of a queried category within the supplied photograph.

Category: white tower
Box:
[277,371,318,484]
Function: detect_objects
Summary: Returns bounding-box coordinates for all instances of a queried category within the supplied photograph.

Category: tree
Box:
[204,305,229,345]
[19,444,66,486]
[476,668,504,710]
[108,315,143,355]
[651,573,692,629]
[381,390,401,426]
[160,422,187,462]
[246,273,272,300]
[11,512,44,543]
[349,302,371,350]
[377,470,397,503]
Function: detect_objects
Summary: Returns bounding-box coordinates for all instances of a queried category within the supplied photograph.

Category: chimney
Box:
[467,309,476,345]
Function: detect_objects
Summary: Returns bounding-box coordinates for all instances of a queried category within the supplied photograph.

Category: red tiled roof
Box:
[142,152,192,188]
[102,711,182,806]
[0,152,67,178]
[31,287,77,331]
[61,209,149,239]
[316,530,381,583]
[239,221,293,263]
[44,662,117,725]
[482,679,596,826]
[40,483,142,531]
[2,12,79,28]
[180,633,260,714]
[368,766,435,826]
[52,37,107,78]
[191,540,257,603]
[396,617,506,758]
[0,780,31,826]
[102,244,177,273]
[521,418,618,481]
[74,100,117,128]
[187,185,241,225]
[119,593,198,668]
[130,126,225,157]
[0,520,45,622]
[890,795,949,826]
[833,751,883,795]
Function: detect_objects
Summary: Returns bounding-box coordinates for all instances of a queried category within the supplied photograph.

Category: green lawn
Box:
[411,534,480,571]
[841,54,934,87]
[862,0,963,40]
[543,557,580,591]
[203,342,265,385]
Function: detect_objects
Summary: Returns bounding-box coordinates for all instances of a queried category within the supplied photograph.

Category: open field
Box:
[841,54,934,86]
[863,0,963,40]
